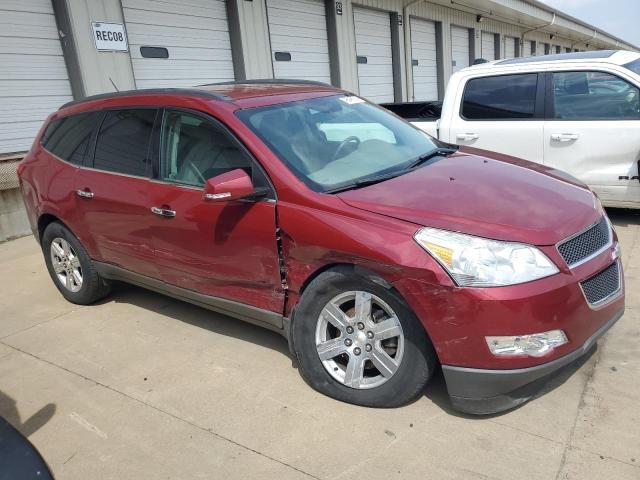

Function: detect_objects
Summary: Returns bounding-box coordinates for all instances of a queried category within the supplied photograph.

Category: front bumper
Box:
[442,309,623,415]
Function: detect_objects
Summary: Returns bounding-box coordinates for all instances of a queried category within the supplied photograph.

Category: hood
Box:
[337,148,602,245]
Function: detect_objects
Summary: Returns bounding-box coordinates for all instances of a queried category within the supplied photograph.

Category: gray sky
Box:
[540,0,640,47]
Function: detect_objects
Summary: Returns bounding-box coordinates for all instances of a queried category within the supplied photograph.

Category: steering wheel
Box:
[333,136,360,161]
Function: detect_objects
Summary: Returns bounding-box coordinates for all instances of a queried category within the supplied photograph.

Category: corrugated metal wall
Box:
[0,1,74,154]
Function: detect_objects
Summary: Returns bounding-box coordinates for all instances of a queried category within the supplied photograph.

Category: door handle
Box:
[456,133,479,141]
[76,189,94,199]
[550,133,579,142]
[150,206,176,218]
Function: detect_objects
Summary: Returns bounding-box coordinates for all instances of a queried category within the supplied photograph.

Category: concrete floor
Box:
[1,208,639,480]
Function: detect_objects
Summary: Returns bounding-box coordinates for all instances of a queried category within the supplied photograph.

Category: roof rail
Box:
[497,50,617,66]
[201,78,332,87]
[60,88,231,109]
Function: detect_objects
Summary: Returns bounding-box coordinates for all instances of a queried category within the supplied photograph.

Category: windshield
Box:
[236,95,438,192]
[624,58,640,76]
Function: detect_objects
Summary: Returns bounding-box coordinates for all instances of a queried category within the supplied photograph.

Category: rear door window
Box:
[93,109,158,176]
[552,71,640,120]
[462,73,538,120]
[41,112,99,165]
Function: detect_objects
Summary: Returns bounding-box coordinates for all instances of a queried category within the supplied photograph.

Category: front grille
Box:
[580,262,621,306]
[557,217,611,267]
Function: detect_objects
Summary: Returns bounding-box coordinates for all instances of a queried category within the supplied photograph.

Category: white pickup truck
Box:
[383,50,640,209]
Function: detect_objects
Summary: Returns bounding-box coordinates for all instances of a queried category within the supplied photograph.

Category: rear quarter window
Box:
[41,112,99,165]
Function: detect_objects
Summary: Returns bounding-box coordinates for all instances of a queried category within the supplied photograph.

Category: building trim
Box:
[52,0,85,99]
[227,0,247,80]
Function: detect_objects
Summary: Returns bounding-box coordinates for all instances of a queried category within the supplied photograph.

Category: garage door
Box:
[504,36,516,59]
[353,7,394,103]
[481,31,496,61]
[267,0,331,83]
[0,1,73,154]
[451,26,470,73]
[122,0,234,88]
[523,40,536,57]
[410,18,438,101]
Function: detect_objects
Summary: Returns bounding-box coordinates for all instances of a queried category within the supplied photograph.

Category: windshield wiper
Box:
[407,146,458,169]
[325,171,407,194]
[325,146,459,194]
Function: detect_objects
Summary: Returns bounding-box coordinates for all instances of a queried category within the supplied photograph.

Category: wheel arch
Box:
[37,213,67,242]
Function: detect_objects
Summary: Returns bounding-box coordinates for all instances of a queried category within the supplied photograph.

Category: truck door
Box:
[448,72,545,163]
[543,69,640,208]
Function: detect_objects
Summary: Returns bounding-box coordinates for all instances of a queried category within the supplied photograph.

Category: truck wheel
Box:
[42,222,111,305]
[292,267,436,407]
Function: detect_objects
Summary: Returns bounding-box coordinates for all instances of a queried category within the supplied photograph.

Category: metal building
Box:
[0,0,638,240]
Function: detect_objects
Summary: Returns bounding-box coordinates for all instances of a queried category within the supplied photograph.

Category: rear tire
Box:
[42,222,111,305]
[292,266,436,407]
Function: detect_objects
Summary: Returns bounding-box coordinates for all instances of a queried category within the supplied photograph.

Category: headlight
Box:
[414,227,559,287]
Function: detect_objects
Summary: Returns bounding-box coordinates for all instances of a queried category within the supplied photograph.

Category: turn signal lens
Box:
[486,330,568,358]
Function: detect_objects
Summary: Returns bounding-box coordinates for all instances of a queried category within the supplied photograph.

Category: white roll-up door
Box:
[410,17,438,101]
[122,0,234,88]
[0,1,73,154]
[523,40,533,57]
[267,0,331,83]
[504,36,516,59]
[451,26,470,73]
[481,32,496,61]
[353,7,394,103]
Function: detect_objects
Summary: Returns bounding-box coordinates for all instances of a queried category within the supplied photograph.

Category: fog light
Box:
[486,330,568,357]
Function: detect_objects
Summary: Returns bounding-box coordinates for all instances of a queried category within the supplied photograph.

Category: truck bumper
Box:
[442,310,623,415]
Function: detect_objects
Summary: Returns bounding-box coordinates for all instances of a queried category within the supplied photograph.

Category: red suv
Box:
[18,81,624,414]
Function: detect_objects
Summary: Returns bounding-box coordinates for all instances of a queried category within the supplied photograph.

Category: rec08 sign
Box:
[91,22,128,51]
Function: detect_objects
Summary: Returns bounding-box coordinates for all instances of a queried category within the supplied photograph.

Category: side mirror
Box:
[203,169,254,202]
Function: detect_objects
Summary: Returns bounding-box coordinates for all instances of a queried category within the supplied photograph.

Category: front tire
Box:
[42,222,111,305]
[292,267,436,407]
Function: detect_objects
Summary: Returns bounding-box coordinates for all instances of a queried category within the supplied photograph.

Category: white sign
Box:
[91,22,128,52]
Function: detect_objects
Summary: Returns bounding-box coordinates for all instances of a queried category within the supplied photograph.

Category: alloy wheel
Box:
[315,291,405,389]
[50,237,83,293]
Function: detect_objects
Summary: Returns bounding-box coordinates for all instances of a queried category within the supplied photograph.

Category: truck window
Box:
[552,71,640,120]
[462,74,538,120]
[623,58,640,76]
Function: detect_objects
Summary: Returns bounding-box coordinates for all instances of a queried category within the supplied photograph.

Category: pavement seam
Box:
[0,307,81,341]
[0,341,321,480]
[553,219,640,480]
[621,223,639,270]
[487,419,565,446]
[490,418,640,471]
[553,345,602,480]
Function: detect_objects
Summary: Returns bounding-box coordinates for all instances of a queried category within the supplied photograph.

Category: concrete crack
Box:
[1,341,321,480]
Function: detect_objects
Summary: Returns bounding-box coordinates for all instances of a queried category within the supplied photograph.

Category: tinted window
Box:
[94,109,157,176]
[462,74,538,119]
[552,71,640,120]
[41,113,98,165]
[160,110,267,189]
[624,58,640,76]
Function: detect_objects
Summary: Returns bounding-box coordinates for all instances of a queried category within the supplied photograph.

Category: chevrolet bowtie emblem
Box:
[612,243,621,261]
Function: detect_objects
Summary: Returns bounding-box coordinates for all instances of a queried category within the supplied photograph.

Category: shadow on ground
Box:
[104,282,291,358]
[0,390,56,437]
[423,347,596,419]
[606,207,640,227]
[101,280,599,419]
[74,207,637,419]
